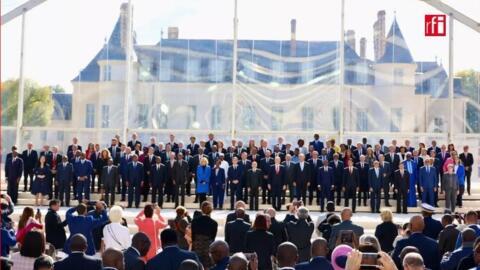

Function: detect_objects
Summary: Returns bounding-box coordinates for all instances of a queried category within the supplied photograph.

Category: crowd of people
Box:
[2,192,480,270]
[3,133,475,214]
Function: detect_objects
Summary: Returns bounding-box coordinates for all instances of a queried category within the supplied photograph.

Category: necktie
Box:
[324,167,328,172]
[28,150,31,156]
[108,166,111,174]
[427,166,430,174]
[157,164,160,170]
[276,165,279,174]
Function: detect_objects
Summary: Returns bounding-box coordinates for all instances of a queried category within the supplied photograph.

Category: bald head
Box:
[209,240,230,263]
[102,248,124,270]
[276,242,299,267]
[403,253,425,270]
[311,238,329,257]
[228,253,248,270]
[410,215,425,233]
[70,234,87,252]
[341,208,353,221]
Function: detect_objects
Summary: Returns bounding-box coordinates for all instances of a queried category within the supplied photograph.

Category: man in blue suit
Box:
[119,148,132,201]
[64,203,108,256]
[228,157,243,210]
[4,146,23,204]
[54,234,102,270]
[146,229,200,270]
[419,158,438,206]
[126,154,144,208]
[75,153,93,201]
[56,155,74,206]
[309,134,324,153]
[391,215,440,270]
[317,160,334,212]
[269,156,285,211]
[368,161,384,213]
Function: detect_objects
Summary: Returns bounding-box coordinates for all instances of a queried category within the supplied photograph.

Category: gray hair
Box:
[298,207,309,219]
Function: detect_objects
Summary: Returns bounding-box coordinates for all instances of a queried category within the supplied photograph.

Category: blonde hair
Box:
[380,208,393,222]
[200,157,209,166]
[109,205,124,223]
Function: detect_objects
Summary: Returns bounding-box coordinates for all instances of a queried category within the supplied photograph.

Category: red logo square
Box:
[425,14,446,36]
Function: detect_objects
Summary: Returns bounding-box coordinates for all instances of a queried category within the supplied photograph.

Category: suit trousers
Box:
[261,178,270,204]
[120,174,128,200]
[383,178,391,205]
[466,170,472,194]
[271,190,282,211]
[229,183,241,210]
[52,174,59,199]
[249,188,259,210]
[142,178,150,202]
[104,184,116,206]
[58,181,71,206]
[357,190,368,206]
[421,188,434,206]
[7,180,19,204]
[151,185,164,207]
[444,188,457,213]
[457,185,464,207]
[90,173,96,193]
[396,190,408,213]
[335,185,343,205]
[76,179,90,202]
[24,169,34,191]
[344,188,357,212]
[296,186,307,203]
[186,177,192,196]
[370,189,381,213]
[308,184,318,205]
[212,185,225,209]
[319,187,331,211]
[175,184,186,207]
[128,183,142,208]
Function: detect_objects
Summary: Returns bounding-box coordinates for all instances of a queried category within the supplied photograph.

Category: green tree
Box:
[1,79,54,126]
[455,69,480,133]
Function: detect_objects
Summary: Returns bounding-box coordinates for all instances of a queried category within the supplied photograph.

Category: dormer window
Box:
[393,68,403,85]
[102,65,112,81]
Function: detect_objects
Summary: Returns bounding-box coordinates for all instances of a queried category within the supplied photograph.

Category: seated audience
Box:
[403,252,425,270]
[124,232,151,270]
[179,259,202,270]
[54,234,103,270]
[10,230,46,270]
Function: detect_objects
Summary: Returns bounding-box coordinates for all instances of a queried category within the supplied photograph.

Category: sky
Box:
[1,0,479,92]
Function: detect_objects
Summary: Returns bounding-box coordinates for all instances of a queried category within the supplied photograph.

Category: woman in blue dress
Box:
[32,155,51,206]
[404,155,418,207]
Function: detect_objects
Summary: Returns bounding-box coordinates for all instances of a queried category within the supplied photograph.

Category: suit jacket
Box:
[175,160,189,185]
[226,212,251,224]
[269,165,285,193]
[75,160,93,179]
[356,162,370,190]
[5,156,23,182]
[151,163,167,187]
[186,143,199,156]
[67,144,83,154]
[227,165,243,185]
[419,166,438,189]
[269,218,288,249]
[21,149,38,170]
[392,233,440,270]
[438,224,460,256]
[281,161,296,186]
[329,160,344,186]
[328,220,364,249]
[309,140,324,153]
[342,167,359,190]
[101,165,119,188]
[128,140,142,150]
[286,219,314,262]
[64,208,108,256]
[393,170,410,192]
[423,216,443,240]
[126,162,144,186]
[459,152,474,171]
[45,208,67,249]
[246,169,263,190]
[245,230,276,270]
[317,166,334,189]
[294,162,312,188]
[145,245,199,270]
[225,219,251,253]
[295,256,334,270]
[210,167,226,187]
[108,145,121,158]
[54,253,102,270]
[260,157,274,177]
[368,167,384,191]
[124,247,145,270]
[385,152,400,171]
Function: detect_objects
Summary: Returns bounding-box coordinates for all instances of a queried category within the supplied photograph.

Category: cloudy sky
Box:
[1,0,479,91]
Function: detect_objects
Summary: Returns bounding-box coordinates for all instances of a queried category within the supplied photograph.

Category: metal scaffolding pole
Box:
[15,10,27,148]
[123,0,133,144]
[230,0,239,139]
[448,14,454,143]
[339,0,345,142]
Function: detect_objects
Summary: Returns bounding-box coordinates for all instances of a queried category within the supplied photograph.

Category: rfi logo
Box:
[425,14,446,36]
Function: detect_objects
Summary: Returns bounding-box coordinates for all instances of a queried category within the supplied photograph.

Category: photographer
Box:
[0,194,14,226]
[345,249,398,270]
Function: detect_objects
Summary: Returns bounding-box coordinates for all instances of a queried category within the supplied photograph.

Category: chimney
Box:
[290,19,297,56]
[346,30,356,52]
[360,37,366,58]
[373,10,386,61]
[119,3,131,48]
[168,27,179,39]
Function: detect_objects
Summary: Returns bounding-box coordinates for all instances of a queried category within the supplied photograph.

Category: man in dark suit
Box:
[282,154,296,203]
[269,156,285,211]
[266,208,288,250]
[165,152,177,203]
[379,155,392,207]
[391,215,440,270]
[295,238,333,270]
[343,159,359,213]
[393,163,410,214]
[307,151,320,205]
[368,161,383,213]
[56,155,73,206]
[49,146,63,199]
[119,148,132,201]
[356,155,369,207]
[317,160,334,212]
[54,234,102,270]
[127,133,142,151]
[227,157,243,210]
[75,153,93,202]
[142,147,156,203]
[146,229,200,270]
[126,154,144,208]
[239,152,252,202]
[205,133,218,154]
[246,161,262,211]
[225,201,251,223]
[124,232,151,270]
[295,154,312,204]
[174,153,189,207]
[187,136,200,156]
[5,147,23,204]
[328,208,364,250]
[260,150,274,204]
[151,156,167,207]
[427,140,441,155]
[385,146,400,171]
[330,153,344,206]
[101,158,119,206]
[286,207,314,262]
[45,199,67,250]
[67,137,83,154]
[108,138,121,159]
[438,214,460,256]
[225,208,251,253]
[21,142,37,192]
[460,145,474,195]
[419,158,438,206]
[309,134,324,153]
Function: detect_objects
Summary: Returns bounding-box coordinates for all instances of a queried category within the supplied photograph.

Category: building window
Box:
[393,68,403,85]
[137,104,149,128]
[390,108,402,132]
[302,107,314,130]
[102,65,111,81]
[302,61,314,83]
[357,108,368,131]
[188,59,201,82]
[85,104,95,128]
[242,105,256,130]
[57,131,64,141]
[271,106,284,131]
[272,61,284,83]
[159,60,171,81]
[154,104,168,129]
[101,105,110,128]
[332,107,339,130]
[215,60,226,82]
[434,117,444,133]
[186,105,197,129]
[40,131,47,141]
[356,63,368,84]
[211,105,222,129]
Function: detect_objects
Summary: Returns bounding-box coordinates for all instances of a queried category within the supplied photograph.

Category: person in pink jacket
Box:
[442,151,457,173]
[134,204,167,260]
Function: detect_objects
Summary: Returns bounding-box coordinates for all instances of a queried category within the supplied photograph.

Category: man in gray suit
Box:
[174,153,190,207]
[328,208,364,250]
[101,158,119,206]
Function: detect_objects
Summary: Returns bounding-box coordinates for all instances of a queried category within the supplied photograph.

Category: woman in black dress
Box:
[96,149,111,199]
[32,155,51,206]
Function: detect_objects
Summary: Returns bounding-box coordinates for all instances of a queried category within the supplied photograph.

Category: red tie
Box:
[276,166,279,174]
